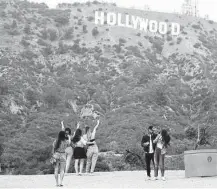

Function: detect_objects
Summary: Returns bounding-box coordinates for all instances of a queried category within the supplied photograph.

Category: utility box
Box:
[184,149,217,178]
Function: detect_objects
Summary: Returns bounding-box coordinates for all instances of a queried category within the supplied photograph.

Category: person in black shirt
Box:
[141,126,157,180]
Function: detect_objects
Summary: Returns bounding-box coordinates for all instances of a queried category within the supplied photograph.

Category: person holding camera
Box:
[141,126,157,180]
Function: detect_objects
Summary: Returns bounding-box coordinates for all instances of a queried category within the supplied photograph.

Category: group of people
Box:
[51,118,100,187]
[141,126,171,181]
[51,119,170,186]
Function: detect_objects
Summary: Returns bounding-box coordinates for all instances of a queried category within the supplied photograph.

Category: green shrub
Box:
[209,20,214,24]
[83,25,88,33]
[119,38,127,44]
[95,161,110,172]
[177,37,182,44]
[166,35,172,41]
[185,127,197,140]
[42,46,53,57]
[192,24,201,30]
[77,19,82,25]
[8,29,20,36]
[136,33,141,36]
[0,79,9,95]
[87,16,94,22]
[63,27,74,40]
[37,39,49,46]
[193,43,201,48]
[24,24,31,34]
[47,28,58,41]
[21,50,38,60]
[92,27,99,37]
[40,28,48,39]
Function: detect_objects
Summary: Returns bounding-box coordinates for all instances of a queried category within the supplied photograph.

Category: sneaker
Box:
[89,172,95,176]
[147,176,151,180]
[153,177,158,181]
[162,177,166,181]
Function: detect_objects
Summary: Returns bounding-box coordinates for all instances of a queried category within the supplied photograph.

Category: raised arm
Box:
[52,140,56,154]
[61,121,65,131]
[91,119,100,139]
[77,121,80,129]
[72,122,80,137]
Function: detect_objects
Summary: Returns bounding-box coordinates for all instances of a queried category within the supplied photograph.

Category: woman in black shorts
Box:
[72,128,95,175]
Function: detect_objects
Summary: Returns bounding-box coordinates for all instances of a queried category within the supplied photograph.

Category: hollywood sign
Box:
[95,11,180,36]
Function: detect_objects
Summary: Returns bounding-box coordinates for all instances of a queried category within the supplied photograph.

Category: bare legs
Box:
[79,159,84,174]
[65,147,73,173]
[54,163,59,186]
[154,148,165,180]
[54,161,66,186]
[86,146,99,173]
[74,159,85,175]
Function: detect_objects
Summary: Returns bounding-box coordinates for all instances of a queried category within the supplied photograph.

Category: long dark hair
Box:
[72,129,82,143]
[54,131,66,152]
[65,128,71,135]
[161,129,170,148]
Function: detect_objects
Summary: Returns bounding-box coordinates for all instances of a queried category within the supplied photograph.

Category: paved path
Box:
[0,171,217,188]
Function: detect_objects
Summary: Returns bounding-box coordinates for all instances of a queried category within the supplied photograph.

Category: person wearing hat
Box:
[141,125,158,180]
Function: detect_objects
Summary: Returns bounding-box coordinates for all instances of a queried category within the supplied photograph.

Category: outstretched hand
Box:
[97,119,100,124]
[77,121,80,128]
[61,121,64,130]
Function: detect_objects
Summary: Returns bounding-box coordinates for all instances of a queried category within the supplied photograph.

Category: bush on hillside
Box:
[192,24,201,30]
[0,79,9,95]
[24,24,31,34]
[92,27,99,37]
[47,28,58,41]
[37,39,49,46]
[20,50,38,60]
[63,27,74,40]
[87,16,94,22]
[20,38,30,47]
[83,25,88,33]
[193,43,201,48]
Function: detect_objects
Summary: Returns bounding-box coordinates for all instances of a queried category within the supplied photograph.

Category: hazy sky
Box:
[29,0,217,21]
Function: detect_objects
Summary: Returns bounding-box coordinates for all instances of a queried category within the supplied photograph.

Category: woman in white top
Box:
[72,128,95,175]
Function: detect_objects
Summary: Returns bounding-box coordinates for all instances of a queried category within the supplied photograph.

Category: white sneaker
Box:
[162,177,166,181]
[147,176,151,180]
[153,177,158,181]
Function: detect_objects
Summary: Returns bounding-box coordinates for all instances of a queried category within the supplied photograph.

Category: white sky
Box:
[29,0,217,21]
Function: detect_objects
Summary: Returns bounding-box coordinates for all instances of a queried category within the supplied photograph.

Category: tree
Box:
[24,24,31,34]
[92,27,99,37]
[11,20,17,28]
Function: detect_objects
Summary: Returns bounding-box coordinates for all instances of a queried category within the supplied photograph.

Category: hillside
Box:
[0,0,217,174]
